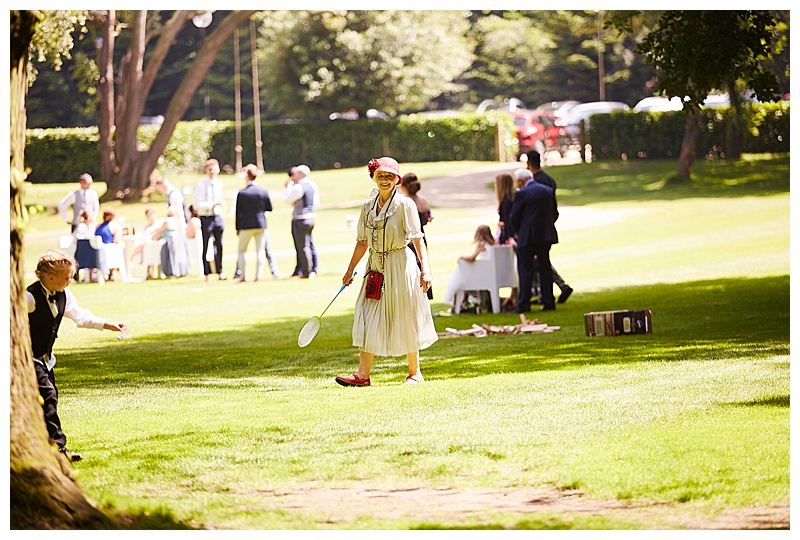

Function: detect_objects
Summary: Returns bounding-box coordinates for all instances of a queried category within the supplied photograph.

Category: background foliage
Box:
[27,10,789,129]
[589,102,790,161]
[24,102,787,182]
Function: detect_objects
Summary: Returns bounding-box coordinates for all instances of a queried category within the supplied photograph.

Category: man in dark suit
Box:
[510,173,559,312]
[235,164,274,282]
[525,149,573,304]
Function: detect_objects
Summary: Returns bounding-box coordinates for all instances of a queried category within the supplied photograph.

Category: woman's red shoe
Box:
[335,374,371,387]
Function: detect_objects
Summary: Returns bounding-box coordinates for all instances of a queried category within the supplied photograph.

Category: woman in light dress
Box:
[336,157,438,387]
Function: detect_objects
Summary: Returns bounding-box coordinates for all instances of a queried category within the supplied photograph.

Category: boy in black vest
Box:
[26,249,127,462]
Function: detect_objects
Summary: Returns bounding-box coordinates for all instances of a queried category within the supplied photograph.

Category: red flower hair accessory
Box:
[367,158,381,178]
[367,156,401,180]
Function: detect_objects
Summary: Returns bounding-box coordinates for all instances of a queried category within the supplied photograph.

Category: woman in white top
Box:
[72,209,96,240]
[443,225,496,311]
[335,157,438,387]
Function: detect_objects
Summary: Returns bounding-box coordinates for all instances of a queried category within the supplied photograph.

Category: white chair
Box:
[186,234,204,277]
[454,245,518,314]
[141,240,166,279]
[100,241,128,282]
[58,235,76,258]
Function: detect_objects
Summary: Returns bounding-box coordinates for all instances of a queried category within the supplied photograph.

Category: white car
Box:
[633,96,685,112]
[557,101,630,138]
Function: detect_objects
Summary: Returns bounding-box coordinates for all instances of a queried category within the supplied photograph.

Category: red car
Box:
[512,110,568,156]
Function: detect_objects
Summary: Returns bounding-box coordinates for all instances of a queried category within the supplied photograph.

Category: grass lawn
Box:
[18,156,790,529]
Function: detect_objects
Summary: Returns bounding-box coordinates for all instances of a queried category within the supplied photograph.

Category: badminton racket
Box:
[298,272,357,347]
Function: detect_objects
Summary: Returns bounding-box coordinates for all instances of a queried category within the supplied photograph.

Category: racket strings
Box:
[298,317,321,347]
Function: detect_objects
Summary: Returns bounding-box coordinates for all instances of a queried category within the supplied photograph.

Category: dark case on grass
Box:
[584,309,652,337]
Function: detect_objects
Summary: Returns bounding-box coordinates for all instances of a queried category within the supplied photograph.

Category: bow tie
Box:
[48,293,57,302]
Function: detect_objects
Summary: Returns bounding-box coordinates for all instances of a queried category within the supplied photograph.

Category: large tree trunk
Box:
[10,10,112,529]
[726,79,744,159]
[97,10,117,182]
[101,10,259,202]
[674,106,700,182]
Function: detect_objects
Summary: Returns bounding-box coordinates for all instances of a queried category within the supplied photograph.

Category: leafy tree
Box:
[26,10,255,127]
[613,10,783,181]
[92,9,258,200]
[256,10,473,118]
[455,11,555,108]
[450,10,657,111]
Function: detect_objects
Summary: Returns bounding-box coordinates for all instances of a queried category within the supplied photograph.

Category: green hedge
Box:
[24,113,517,183]
[210,112,516,172]
[589,102,790,160]
[24,127,103,183]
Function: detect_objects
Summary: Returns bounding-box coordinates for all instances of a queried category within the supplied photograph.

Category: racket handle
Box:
[321,271,359,318]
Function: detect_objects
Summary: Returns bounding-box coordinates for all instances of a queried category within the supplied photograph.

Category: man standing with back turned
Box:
[510,169,559,312]
[235,164,274,282]
[525,150,574,304]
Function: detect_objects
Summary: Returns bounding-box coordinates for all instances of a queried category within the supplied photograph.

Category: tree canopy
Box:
[636,10,783,108]
[25,9,790,129]
[256,10,474,118]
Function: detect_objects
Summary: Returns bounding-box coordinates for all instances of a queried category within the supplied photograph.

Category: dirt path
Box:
[423,150,582,210]
[216,483,788,529]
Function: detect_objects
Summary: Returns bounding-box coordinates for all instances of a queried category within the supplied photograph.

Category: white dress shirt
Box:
[58,188,100,224]
[194,176,225,217]
[27,283,107,370]
[283,178,320,219]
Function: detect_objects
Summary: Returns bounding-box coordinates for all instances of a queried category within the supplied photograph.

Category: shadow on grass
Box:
[551,156,789,206]
[62,275,789,389]
[726,394,789,408]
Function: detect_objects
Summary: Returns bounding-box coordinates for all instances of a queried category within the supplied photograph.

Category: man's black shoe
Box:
[540,305,556,311]
[514,306,530,314]
[558,286,573,304]
[59,447,83,462]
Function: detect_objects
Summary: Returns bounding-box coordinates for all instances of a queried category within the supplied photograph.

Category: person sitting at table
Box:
[186,205,202,239]
[95,207,125,281]
[95,207,122,244]
[150,205,190,277]
[149,205,183,241]
[129,208,164,266]
[72,209,96,240]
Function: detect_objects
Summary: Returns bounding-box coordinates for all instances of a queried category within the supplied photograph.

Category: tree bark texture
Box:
[101,10,259,202]
[675,107,700,182]
[98,10,117,182]
[725,79,743,159]
[9,10,112,529]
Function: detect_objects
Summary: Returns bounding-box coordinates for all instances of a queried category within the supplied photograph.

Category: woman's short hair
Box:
[102,208,116,222]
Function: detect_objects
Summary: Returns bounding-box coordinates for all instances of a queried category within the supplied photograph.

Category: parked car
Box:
[476,97,526,114]
[328,108,389,120]
[535,100,581,119]
[633,96,685,113]
[512,109,569,156]
[556,101,630,142]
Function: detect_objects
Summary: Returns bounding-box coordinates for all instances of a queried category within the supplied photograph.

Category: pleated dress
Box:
[352,188,439,357]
